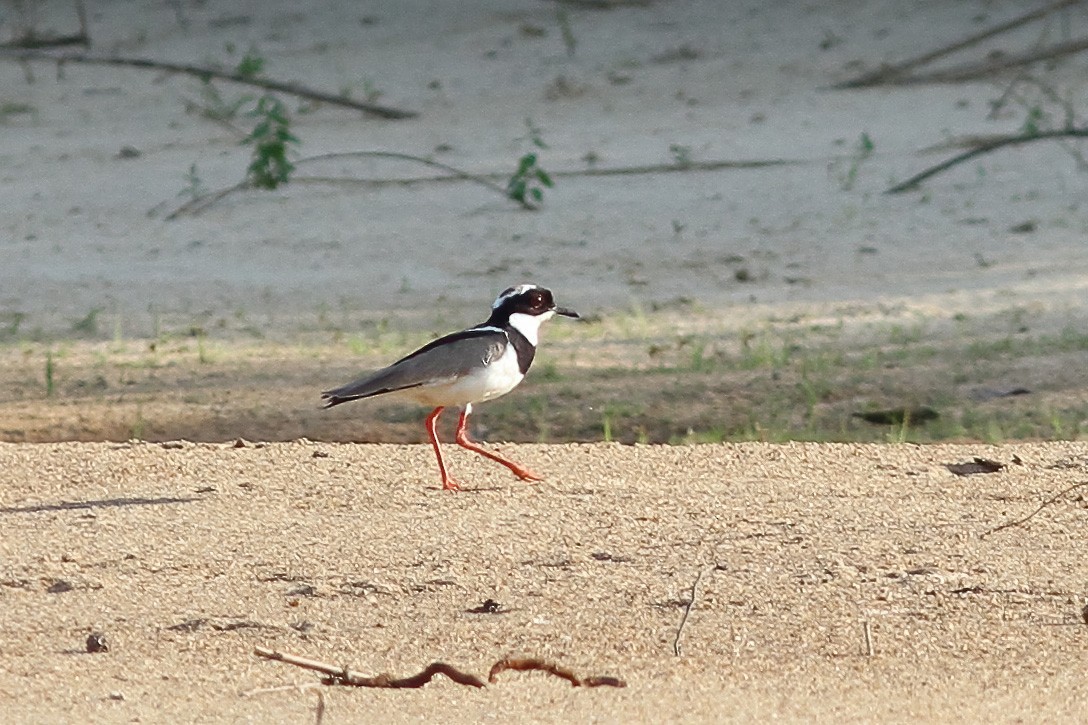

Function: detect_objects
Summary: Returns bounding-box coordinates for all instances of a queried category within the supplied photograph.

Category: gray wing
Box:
[322,328,507,407]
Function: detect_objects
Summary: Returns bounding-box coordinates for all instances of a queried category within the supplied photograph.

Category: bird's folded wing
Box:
[322,328,507,405]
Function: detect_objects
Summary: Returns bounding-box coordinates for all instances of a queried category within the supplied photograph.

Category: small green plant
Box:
[669,143,693,167]
[197,331,210,364]
[243,95,299,189]
[528,396,550,442]
[837,132,874,190]
[71,308,102,336]
[1020,105,1046,136]
[556,7,577,56]
[0,311,25,337]
[235,50,265,79]
[179,163,206,201]
[507,120,553,207]
[601,407,613,443]
[44,351,55,397]
[130,408,146,440]
[362,78,384,102]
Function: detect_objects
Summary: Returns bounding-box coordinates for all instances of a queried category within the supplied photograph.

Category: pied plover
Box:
[322,284,579,490]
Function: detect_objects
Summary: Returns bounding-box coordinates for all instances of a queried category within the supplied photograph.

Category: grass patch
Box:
[0,304,1086,444]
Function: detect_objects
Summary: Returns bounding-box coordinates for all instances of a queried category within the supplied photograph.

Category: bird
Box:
[322,284,579,490]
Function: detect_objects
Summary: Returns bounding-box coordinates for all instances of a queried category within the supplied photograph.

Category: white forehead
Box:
[492,284,538,309]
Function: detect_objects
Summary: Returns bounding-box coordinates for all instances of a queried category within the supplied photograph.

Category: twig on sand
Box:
[0,0,90,50]
[487,658,626,687]
[673,568,707,656]
[162,150,540,219]
[299,151,536,209]
[254,647,486,688]
[253,647,626,689]
[162,152,798,220]
[885,36,1088,86]
[833,0,1084,89]
[165,181,249,221]
[885,128,1088,193]
[0,49,418,119]
[862,620,874,657]
[981,480,1088,538]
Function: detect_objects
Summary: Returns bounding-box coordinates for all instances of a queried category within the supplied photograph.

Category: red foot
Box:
[455,408,541,483]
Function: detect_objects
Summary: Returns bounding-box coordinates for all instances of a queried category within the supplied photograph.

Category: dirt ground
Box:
[2,441,1087,723]
[4,0,1088,722]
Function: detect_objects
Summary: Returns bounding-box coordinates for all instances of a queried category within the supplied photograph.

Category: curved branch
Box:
[981,480,1088,538]
[161,150,537,219]
[297,151,533,209]
[833,0,1083,89]
[885,128,1088,194]
[0,49,418,119]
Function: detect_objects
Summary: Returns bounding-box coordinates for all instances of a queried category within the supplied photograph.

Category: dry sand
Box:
[2,440,1087,723]
[4,1,1088,722]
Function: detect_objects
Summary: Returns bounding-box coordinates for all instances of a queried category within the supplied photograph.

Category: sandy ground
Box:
[2,441,1087,723]
[3,0,1088,339]
[4,1,1088,722]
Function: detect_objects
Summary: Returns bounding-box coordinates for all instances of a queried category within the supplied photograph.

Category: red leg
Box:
[425,407,459,491]
[454,406,541,482]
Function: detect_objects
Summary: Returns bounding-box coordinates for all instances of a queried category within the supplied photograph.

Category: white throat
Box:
[507,310,553,346]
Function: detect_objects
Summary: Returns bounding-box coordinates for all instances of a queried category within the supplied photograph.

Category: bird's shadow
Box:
[429,485,506,494]
[0,495,201,515]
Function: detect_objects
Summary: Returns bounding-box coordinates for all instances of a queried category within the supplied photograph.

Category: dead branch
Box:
[889,36,1088,86]
[298,151,536,209]
[981,480,1088,538]
[834,0,1084,89]
[254,647,486,688]
[487,658,626,687]
[885,128,1088,193]
[0,32,88,49]
[165,181,249,221]
[253,647,625,690]
[1,0,89,50]
[161,153,798,220]
[0,50,418,119]
[673,568,706,656]
[160,150,532,220]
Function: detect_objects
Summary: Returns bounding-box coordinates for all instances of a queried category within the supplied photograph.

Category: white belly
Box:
[402,344,525,407]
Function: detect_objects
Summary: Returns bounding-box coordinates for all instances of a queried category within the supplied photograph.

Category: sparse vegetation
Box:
[44,351,55,397]
[243,95,299,189]
[831,132,874,191]
[507,119,554,207]
[2,303,1085,445]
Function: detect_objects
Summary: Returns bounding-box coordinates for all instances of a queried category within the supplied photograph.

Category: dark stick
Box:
[297,151,535,209]
[253,647,486,688]
[885,128,1088,193]
[254,647,625,689]
[673,568,705,656]
[487,657,625,687]
[162,152,800,220]
[981,480,1088,538]
[0,50,418,119]
[833,0,1083,89]
[890,36,1088,86]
